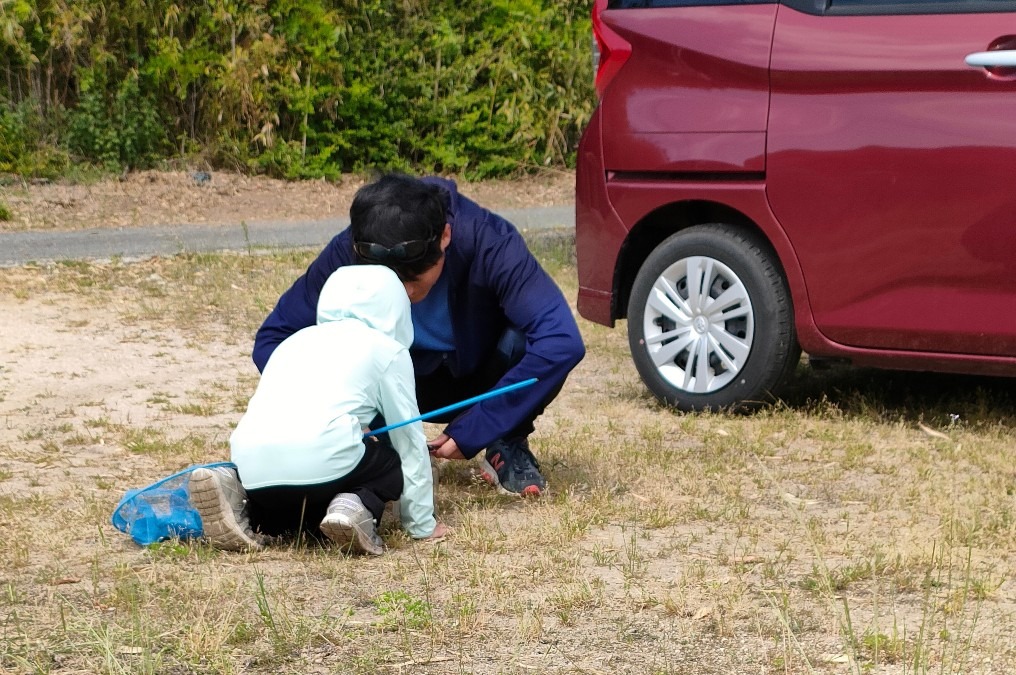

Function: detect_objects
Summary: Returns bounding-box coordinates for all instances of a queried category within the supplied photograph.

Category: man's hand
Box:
[427,433,465,460]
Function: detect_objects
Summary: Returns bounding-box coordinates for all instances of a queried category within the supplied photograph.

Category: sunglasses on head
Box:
[353,235,437,263]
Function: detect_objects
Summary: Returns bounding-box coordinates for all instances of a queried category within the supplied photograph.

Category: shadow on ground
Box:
[779,360,1016,427]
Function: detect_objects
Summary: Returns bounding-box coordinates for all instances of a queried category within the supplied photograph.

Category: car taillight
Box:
[592,0,631,98]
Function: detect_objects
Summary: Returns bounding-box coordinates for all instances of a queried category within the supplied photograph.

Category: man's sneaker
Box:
[479,437,547,497]
[319,493,385,555]
[189,466,263,552]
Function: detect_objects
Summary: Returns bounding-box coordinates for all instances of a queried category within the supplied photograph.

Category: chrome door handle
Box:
[965,50,1016,68]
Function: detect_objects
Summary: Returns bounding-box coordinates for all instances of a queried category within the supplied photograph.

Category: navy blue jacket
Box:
[252,177,585,457]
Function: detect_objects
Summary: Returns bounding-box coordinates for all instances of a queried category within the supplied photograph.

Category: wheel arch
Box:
[613,200,786,321]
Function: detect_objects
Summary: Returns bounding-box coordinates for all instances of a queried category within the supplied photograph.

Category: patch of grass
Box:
[121,427,215,463]
[146,392,174,405]
[859,626,908,664]
[17,427,45,441]
[62,433,96,447]
[374,589,432,630]
[145,539,218,562]
[83,415,117,430]
[0,201,11,221]
[172,402,218,417]
[169,389,225,417]
[527,228,575,277]
[799,552,913,594]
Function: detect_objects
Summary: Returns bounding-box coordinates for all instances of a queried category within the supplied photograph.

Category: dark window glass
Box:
[783,0,1016,14]
[831,0,1014,5]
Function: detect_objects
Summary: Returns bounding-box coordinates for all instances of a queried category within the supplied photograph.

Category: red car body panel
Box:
[576,107,620,326]
[768,7,1016,358]
[599,5,776,173]
[575,0,1016,377]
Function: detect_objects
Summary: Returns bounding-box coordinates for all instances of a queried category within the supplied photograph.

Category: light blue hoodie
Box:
[230,265,436,538]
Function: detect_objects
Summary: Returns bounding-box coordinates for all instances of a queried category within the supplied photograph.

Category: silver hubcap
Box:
[641,255,754,394]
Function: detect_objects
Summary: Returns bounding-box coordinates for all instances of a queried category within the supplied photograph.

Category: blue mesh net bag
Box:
[111,461,235,546]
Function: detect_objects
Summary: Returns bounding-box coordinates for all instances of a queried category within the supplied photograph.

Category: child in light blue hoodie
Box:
[191,265,446,553]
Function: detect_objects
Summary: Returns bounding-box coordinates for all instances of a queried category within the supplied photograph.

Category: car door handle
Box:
[965,50,1016,68]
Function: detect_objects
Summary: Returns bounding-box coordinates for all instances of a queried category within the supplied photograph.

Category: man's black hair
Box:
[349,173,448,281]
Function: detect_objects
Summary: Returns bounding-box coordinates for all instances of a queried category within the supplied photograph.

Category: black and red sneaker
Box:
[479,437,546,497]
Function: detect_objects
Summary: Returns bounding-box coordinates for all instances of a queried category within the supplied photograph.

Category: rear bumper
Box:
[576,108,626,327]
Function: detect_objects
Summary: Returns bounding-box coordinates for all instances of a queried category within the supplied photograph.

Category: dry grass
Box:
[2,234,1016,674]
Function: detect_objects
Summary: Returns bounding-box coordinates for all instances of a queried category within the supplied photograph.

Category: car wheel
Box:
[627,224,800,411]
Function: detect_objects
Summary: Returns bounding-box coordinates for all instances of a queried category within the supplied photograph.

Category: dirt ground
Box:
[0,169,575,231]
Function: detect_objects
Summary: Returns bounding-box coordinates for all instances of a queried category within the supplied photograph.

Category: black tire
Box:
[627,224,800,412]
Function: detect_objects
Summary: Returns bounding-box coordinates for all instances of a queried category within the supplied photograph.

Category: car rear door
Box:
[767,0,1016,356]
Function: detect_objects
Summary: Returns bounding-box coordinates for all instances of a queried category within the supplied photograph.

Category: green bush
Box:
[0,0,594,179]
[0,103,69,178]
[67,71,167,172]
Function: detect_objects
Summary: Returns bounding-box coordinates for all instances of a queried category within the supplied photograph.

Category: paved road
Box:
[0,205,573,267]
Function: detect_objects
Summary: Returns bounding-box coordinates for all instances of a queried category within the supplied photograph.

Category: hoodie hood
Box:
[316,265,413,348]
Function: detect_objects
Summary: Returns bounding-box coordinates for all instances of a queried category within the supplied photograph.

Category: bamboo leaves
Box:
[1,0,594,178]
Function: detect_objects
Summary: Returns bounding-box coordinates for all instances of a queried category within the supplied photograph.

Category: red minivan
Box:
[576,0,1016,411]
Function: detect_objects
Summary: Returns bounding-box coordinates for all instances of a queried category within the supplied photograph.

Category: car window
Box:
[782,0,1016,14]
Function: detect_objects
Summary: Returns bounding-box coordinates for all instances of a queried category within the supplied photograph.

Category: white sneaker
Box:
[189,467,263,551]
[319,493,385,555]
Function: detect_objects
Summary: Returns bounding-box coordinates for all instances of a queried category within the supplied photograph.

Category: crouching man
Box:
[253,173,586,496]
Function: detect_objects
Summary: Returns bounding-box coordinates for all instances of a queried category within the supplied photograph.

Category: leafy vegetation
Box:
[0,0,594,179]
